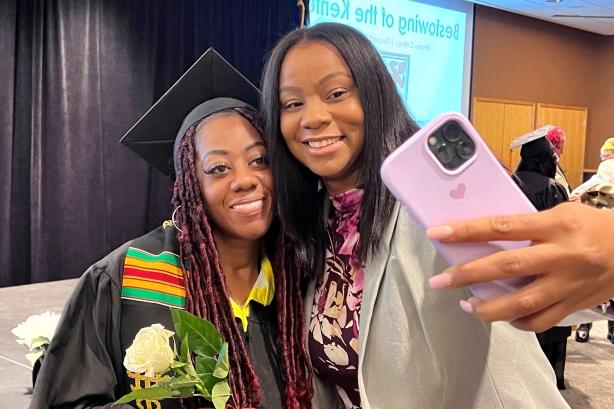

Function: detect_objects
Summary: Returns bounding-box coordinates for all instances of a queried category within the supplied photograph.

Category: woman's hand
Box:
[426,202,614,332]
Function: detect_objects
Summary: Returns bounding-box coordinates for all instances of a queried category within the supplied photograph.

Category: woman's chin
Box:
[233,223,271,242]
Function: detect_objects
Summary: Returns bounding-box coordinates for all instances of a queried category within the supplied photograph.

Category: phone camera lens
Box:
[442,122,461,142]
[437,144,452,164]
[456,139,475,159]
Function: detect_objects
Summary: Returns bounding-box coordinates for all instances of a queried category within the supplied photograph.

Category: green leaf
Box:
[170,361,187,369]
[156,378,173,388]
[180,334,190,363]
[114,386,174,404]
[212,342,229,379]
[185,362,198,379]
[195,382,211,398]
[171,334,178,357]
[171,309,223,357]
[195,355,217,375]
[211,381,231,409]
[176,386,195,397]
[184,360,198,380]
[176,334,199,379]
[168,375,200,389]
[200,374,219,398]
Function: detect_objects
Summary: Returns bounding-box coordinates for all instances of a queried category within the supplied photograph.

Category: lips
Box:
[230,198,265,216]
[307,137,341,148]
[303,136,344,155]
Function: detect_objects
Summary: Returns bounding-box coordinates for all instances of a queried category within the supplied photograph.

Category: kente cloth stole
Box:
[121,247,186,309]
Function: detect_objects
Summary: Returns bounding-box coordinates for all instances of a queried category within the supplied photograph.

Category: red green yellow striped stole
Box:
[121,247,186,309]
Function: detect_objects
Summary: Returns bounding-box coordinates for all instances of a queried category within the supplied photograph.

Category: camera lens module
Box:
[436,143,452,164]
[456,139,475,159]
[428,120,474,170]
[442,121,461,142]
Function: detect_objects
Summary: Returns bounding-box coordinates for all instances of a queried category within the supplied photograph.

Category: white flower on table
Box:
[123,324,175,377]
[11,311,61,365]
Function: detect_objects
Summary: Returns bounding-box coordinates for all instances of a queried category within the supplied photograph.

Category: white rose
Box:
[12,311,61,349]
[123,324,175,377]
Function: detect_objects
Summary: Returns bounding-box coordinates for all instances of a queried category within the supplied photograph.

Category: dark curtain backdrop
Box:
[0,0,302,287]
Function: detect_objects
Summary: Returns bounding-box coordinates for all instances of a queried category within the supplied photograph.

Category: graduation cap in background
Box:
[510,125,555,150]
[120,47,261,176]
[510,125,557,159]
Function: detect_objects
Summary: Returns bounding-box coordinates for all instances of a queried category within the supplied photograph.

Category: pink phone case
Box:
[380,112,536,299]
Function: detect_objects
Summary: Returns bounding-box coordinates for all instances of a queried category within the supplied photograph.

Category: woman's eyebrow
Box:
[279,71,351,93]
[316,71,351,86]
[245,141,266,151]
[202,149,228,160]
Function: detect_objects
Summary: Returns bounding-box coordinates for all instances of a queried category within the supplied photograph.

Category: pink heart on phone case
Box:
[449,183,466,199]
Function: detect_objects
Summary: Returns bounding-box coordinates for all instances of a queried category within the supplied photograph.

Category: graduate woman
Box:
[31,50,311,409]
[261,23,569,409]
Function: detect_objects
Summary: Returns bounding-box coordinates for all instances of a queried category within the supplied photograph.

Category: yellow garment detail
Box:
[229,255,275,332]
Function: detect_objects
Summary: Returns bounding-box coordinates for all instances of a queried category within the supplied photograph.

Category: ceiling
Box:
[467,0,614,35]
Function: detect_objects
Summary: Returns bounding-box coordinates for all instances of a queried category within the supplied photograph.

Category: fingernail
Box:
[426,225,453,240]
[429,272,453,289]
[459,300,474,314]
[460,297,483,314]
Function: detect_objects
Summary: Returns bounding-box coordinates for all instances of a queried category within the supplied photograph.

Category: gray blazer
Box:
[305,202,570,409]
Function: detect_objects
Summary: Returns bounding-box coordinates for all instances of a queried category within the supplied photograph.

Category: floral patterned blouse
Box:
[309,188,364,409]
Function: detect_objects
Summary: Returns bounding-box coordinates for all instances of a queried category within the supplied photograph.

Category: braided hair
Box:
[172,109,313,409]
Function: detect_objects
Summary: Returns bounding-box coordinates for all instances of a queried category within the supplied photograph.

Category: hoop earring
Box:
[171,206,182,232]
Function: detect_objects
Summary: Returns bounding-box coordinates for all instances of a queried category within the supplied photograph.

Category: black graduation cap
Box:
[510,125,556,159]
[119,47,261,176]
[519,137,554,159]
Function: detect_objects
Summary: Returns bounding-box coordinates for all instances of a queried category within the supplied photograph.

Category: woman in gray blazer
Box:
[261,23,570,409]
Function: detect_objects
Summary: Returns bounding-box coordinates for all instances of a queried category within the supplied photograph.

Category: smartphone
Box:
[380,112,536,300]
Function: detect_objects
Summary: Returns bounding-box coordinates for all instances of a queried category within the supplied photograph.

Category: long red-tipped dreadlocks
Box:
[172,111,313,409]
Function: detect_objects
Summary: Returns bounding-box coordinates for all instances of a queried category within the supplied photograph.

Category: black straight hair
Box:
[516,152,558,179]
[261,23,420,276]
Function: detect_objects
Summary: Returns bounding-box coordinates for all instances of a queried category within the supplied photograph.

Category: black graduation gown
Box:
[30,224,284,409]
[514,171,568,211]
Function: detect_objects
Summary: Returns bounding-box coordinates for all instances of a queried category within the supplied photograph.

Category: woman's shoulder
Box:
[132,221,178,249]
[86,222,180,284]
[117,223,186,309]
[371,201,440,261]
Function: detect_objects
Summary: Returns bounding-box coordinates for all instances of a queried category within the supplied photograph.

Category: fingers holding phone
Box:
[426,202,614,331]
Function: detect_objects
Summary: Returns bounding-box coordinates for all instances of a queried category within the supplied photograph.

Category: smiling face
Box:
[278,41,365,195]
[194,113,273,242]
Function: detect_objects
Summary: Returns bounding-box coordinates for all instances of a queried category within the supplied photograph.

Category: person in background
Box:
[545,126,572,194]
[570,137,614,201]
[600,137,614,163]
[261,22,570,409]
[513,134,570,389]
[571,137,614,343]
